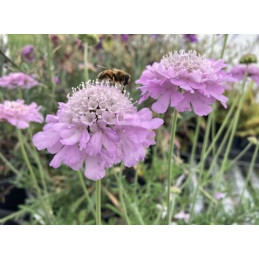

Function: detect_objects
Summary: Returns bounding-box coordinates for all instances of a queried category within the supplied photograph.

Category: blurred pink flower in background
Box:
[183,34,198,43]
[120,34,130,42]
[33,81,163,181]
[22,45,35,62]
[174,211,190,222]
[0,72,39,89]
[230,64,259,85]
[136,50,232,116]
[0,100,43,129]
[53,77,60,84]
[215,192,225,200]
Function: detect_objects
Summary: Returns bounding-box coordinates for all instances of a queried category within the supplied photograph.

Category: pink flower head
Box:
[215,192,225,200]
[136,50,231,116]
[22,45,34,62]
[174,211,190,222]
[0,100,43,129]
[53,77,60,84]
[183,34,198,43]
[33,81,163,181]
[0,72,38,89]
[230,64,259,85]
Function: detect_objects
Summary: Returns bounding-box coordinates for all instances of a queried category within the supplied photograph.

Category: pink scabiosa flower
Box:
[121,34,129,42]
[0,100,43,129]
[22,45,34,62]
[136,50,231,116]
[174,211,190,223]
[0,72,39,89]
[53,77,60,84]
[33,81,163,181]
[183,34,198,43]
[215,192,225,200]
[230,64,259,85]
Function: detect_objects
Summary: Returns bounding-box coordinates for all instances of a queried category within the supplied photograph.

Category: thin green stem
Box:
[46,35,55,95]
[169,195,176,223]
[227,142,252,171]
[0,209,26,224]
[18,88,23,99]
[0,151,21,175]
[239,141,259,204]
[206,119,234,214]
[216,67,248,191]
[167,109,178,225]
[208,118,234,175]
[84,42,89,81]
[17,129,52,224]
[77,171,96,218]
[199,95,240,166]
[17,129,41,197]
[96,180,102,225]
[131,203,145,225]
[122,187,144,225]
[220,34,228,59]
[190,117,201,165]
[209,34,216,57]
[116,168,131,225]
[27,128,49,197]
[189,115,212,220]
[211,108,216,157]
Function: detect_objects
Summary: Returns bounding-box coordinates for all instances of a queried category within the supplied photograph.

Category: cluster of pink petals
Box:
[0,72,38,89]
[33,81,163,181]
[0,100,43,129]
[22,45,35,62]
[136,50,232,116]
[230,64,259,85]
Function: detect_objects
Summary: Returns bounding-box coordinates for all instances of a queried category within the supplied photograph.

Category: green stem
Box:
[0,151,21,175]
[216,67,248,191]
[17,129,52,224]
[18,88,23,99]
[209,34,216,57]
[227,142,252,171]
[27,128,49,198]
[0,209,26,224]
[0,91,3,101]
[211,108,216,157]
[131,203,145,225]
[96,180,102,225]
[206,119,234,214]
[239,141,259,204]
[189,115,212,220]
[77,171,96,218]
[116,169,131,225]
[190,117,201,165]
[46,35,55,95]
[122,187,144,225]
[84,42,89,81]
[208,118,234,175]
[199,95,240,166]
[17,129,41,197]
[169,195,176,223]
[167,109,178,225]
[220,34,228,59]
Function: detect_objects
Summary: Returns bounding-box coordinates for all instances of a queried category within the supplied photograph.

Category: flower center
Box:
[66,81,135,125]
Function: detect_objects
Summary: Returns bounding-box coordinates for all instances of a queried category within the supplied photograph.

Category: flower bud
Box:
[239,54,257,65]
